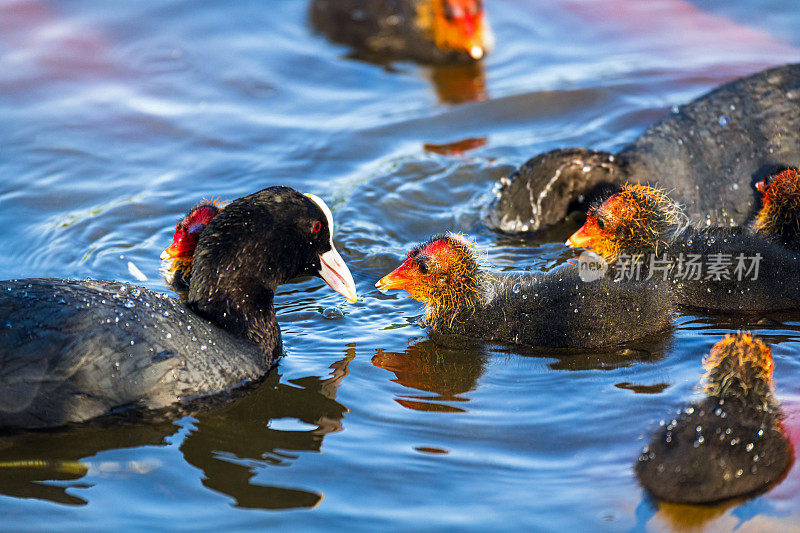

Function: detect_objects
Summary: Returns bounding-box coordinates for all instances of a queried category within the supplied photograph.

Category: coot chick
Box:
[635,332,793,504]
[375,232,674,349]
[0,187,357,429]
[485,63,800,233]
[310,0,491,64]
[161,200,223,291]
[566,184,800,312]
[754,168,800,252]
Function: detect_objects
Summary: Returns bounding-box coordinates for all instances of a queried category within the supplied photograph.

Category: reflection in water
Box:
[373,337,487,413]
[180,349,354,509]
[0,350,354,510]
[0,0,120,91]
[614,382,670,394]
[544,344,669,372]
[427,62,487,104]
[0,421,175,506]
[641,495,741,531]
[644,492,795,531]
[423,136,487,156]
[373,332,673,413]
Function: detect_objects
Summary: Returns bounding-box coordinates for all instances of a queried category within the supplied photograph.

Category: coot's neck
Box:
[668,226,761,255]
[188,283,280,352]
[706,392,780,419]
[186,230,295,353]
[752,217,800,252]
[610,225,714,268]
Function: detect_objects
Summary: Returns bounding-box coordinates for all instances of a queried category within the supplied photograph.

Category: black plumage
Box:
[569,184,800,312]
[445,268,675,349]
[0,187,355,429]
[636,333,793,504]
[487,63,800,233]
[665,228,800,312]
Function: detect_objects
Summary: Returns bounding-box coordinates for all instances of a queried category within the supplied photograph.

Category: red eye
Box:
[312,221,322,233]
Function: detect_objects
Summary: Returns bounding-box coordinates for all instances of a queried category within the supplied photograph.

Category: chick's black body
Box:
[438,267,675,349]
[0,187,341,429]
[636,333,793,504]
[646,228,800,312]
[487,63,800,233]
[636,397,791,504]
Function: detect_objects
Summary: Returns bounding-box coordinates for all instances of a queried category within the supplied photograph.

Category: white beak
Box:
[318,247,357,303]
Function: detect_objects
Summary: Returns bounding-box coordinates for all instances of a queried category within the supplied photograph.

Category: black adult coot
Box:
[565,183,800,312]
[0,187,357,429]
[310,0,491,63]
[485,63,800,233]
[636,332,793,504]
[375,232,674,349]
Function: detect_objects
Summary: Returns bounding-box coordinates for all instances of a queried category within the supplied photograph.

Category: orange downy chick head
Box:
[566,184,684,262]
[419,0,490,60]
[161,199,224,275]
[376,232,482,326]
[754,168,800,240]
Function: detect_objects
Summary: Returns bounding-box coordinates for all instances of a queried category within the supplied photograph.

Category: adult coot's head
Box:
[187,187,357,338]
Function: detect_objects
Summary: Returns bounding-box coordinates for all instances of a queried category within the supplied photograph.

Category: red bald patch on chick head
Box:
[443,0,481,36]
[376,232,481,315]
[376,237,453,302]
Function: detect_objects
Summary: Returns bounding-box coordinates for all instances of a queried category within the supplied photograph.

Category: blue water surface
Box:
[1,0,800,530]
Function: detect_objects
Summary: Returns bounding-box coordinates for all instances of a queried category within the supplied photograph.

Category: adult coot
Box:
[310,0,491,63]
[375,232,674,349]
[486,63,800,233]
[636,332,793,504]
[0,187,357,429]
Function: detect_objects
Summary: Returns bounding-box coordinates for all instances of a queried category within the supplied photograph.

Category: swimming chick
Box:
[635,332,793,504]
[310,0,491,63]
[376,232,674,349]
[566,184,800,312]
[753,167,800,252]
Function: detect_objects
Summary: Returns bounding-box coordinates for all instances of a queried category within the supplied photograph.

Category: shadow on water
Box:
[0,350,355,510]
